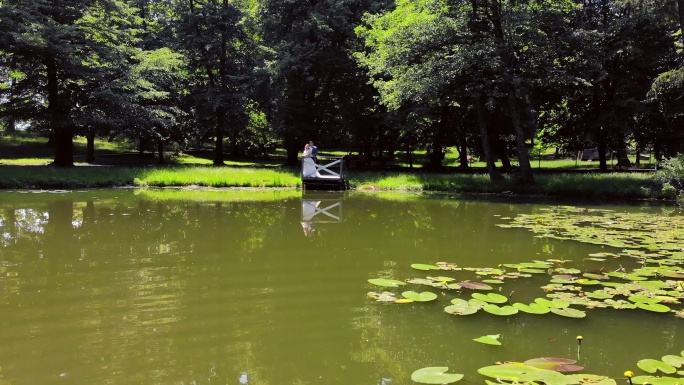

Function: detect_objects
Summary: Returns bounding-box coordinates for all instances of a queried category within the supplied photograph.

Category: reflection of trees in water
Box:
[0,194,290,384]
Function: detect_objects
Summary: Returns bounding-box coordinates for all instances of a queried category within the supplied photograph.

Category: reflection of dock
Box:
[301,192,343,223]
[300,192,343,237]
[301,157,347,191]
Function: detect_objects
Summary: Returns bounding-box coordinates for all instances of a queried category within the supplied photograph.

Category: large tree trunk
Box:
[508,90,534,183]
[47,57,73,167]
[458,134,469,169]
[157,139,165,164]
[86,130,95,163]
[428,105,447,170]
[284,132,300,166]
[597,130,609,172]
[213,131,224,165]
[476,95,502,181]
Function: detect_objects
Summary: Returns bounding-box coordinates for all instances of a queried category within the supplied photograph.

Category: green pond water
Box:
[0,189,682,385]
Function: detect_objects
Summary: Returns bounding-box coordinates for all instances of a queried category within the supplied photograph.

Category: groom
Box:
[309,141,318,163]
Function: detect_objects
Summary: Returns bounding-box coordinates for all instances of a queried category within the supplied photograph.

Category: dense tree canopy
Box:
[0,0,682,177]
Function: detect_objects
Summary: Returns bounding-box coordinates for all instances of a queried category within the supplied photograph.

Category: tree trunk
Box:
[406,142,413,168]
[157,139,165,164]
[597,130,609,172]
[47,57,73,167]
[428,105,447,170]
[458,135,469,169]
[139,137,147,156]
[476,95,502,181]
[86,130,95,163]
[284,132,300,166]
[213,131,224,165]
[5,118,16,134]
[508,90,534,183]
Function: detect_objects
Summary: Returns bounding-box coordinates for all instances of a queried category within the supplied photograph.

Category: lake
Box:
[0,189,682,385]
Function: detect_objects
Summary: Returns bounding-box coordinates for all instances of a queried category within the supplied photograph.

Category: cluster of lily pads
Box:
[367,206,684,384]
[410,351,684,385]
[369,206,684,318]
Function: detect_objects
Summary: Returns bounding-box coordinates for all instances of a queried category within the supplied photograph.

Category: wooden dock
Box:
[301,156,347,190]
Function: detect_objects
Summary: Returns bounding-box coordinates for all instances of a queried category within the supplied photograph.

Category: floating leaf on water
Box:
[524,357,577,371]
[394,298,414,304]
[411,263,441,271]
[535,298,569,309]
[482,279,505,284]
[402,291,438,302]
[631,375,682,385]
[513,302,550,314]
[661,354,684,368]
[474,334,502,345]
[478,364,570,385]
[368,279,406,288]
[636,359,677,374]
[585,290,613,299]
[428,276,455,282]
[482,304,518,316]
[629,295,661,304]
[472,292,508,304]
[457,282,493,291]
[635,302,671,313]
[367,292,397,302]
[406,278,437,286]
[549,307,586,318]
[475,268,505,275]
[554,364,585,373]
[565,374,617,385]
[411,367,464,384]
[444,303,479,316]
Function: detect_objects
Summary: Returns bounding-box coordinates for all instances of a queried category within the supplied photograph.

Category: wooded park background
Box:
[1,0,684,183]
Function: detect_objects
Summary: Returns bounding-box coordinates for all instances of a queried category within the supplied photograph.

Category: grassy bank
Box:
[0,164,663,202]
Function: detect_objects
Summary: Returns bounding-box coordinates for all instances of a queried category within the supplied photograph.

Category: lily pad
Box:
[631,376,682,385]
[368,279,406,288]
[478,364,570,385]
[565,374,616,385]
[549,307,586,318]
[402,291,438,302]
[636,359,677,374]
[635,302,671,313]
[444,303,479,316]
[474,334,502,345]
[472,292,509,304]
[535,298,570,309]
[411,263,441,271]
[411,367,464,384]
[482,304,519,316]
[457,282,493,291]
[513,302,550,314]
[367,292,397,302]
[661,354,684,368]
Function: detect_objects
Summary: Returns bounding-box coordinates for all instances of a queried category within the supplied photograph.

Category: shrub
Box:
[655,155,684,192]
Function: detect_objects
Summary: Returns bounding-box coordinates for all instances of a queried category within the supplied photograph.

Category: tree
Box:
[175,0,258,165]
[261,0,380,166]
[0,0,140,166]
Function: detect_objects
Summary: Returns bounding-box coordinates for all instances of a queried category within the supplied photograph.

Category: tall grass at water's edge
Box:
[0,165,662,202]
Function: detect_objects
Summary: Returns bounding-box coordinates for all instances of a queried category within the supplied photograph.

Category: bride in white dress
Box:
[302,143,320,177]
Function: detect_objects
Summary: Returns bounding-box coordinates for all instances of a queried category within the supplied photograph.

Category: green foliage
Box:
[655,155,684,194]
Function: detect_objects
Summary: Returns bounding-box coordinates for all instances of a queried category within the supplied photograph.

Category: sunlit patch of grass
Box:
[135,166,301,188]
[1,158,52,165]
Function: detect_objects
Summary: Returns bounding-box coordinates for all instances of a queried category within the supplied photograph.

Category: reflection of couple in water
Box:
[300,199,319,237]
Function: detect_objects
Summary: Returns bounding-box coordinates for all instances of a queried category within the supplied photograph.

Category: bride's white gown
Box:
[302,157,321,177]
